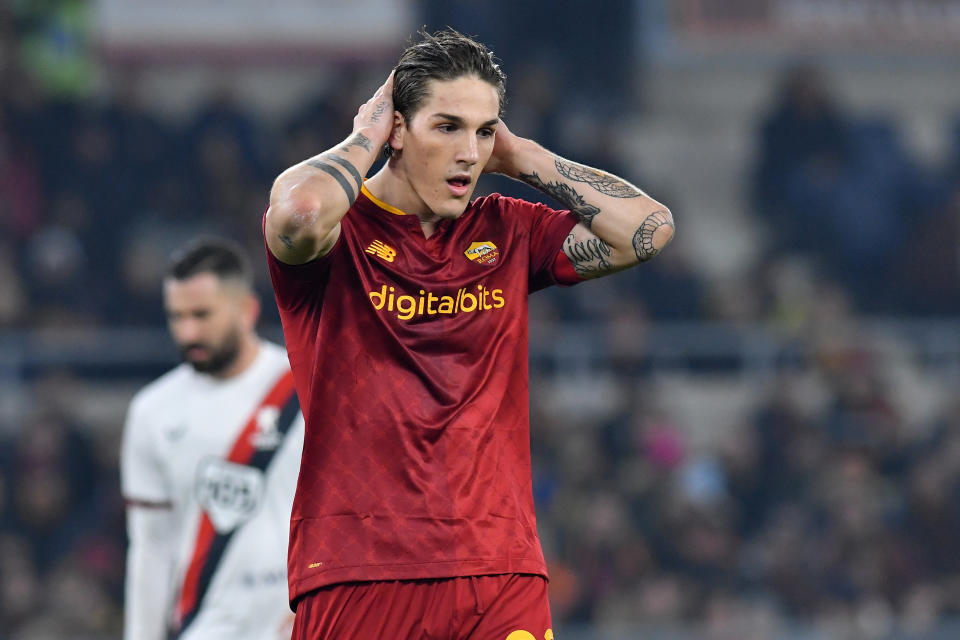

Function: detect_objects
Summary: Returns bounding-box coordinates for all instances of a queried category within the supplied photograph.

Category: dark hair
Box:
[393,28,506,127]
[166,236,253,288]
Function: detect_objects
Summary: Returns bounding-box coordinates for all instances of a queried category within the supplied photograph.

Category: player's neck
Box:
[213,334,260,380]
[365,166,439,238]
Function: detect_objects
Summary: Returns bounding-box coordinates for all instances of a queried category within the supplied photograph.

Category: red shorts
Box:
[291,574,554,640]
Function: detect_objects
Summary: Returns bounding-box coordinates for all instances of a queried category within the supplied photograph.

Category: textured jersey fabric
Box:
[266,187,578,603]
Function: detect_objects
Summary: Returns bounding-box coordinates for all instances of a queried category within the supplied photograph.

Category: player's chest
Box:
[156,389,284,473]
[352,221,516,284]
[158,390,286,530]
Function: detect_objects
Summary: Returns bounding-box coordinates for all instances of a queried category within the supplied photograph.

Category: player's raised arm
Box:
[485,120,674,279]
[265,72,396,265]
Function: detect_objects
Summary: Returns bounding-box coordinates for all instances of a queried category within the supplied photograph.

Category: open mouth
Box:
[447,175,472,196]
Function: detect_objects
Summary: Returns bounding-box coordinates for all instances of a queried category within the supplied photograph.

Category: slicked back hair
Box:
[166,236,253,289]
[392,28,506,130]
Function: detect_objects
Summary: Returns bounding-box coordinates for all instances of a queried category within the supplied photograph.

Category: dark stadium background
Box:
[2,1,960,638]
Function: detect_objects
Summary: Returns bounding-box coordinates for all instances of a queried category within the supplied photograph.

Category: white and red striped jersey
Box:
[121,341,303,640]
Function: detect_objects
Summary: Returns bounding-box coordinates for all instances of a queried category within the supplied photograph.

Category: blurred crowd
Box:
[531,314,960,638]
[4,2,960,639]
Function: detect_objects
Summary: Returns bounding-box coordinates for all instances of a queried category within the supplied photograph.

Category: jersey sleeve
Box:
[124,506,176,640]
[262,211,340,312]
[121,395,169,504]
[501,196,580,292]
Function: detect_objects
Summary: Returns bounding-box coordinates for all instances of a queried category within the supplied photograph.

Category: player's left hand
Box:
[482,118,521,175]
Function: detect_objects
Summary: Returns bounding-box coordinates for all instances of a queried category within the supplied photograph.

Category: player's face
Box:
[392,75,500,220]
[163,273,247,375]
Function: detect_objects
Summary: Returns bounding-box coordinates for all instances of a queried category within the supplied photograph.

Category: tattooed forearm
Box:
[555,158,642,199]
[339,132,373,153]
[519,171,601,229]
[632,210,674,262]
[306,155,360,204]
[278,234,296,249]
[563,233,613,276]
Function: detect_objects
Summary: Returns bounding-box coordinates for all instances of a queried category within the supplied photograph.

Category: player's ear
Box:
[389,111,405,151]
[242,293,260,331]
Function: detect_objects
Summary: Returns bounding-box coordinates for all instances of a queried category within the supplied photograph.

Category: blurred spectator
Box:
[753,62,852,253]
[751,62,947,312]
[892,178,960,315]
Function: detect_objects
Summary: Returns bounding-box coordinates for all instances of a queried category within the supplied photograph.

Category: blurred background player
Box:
[120,237,303,640]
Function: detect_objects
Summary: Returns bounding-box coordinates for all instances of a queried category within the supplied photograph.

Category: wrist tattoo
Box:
[632,210,673,262]
[518,170,601,229]
[563,233,613,276]
[555,157,642,199]
[340,132,373,153]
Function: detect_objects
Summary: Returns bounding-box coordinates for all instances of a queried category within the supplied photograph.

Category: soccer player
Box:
[121,238,304,640]
[265,30,674,638]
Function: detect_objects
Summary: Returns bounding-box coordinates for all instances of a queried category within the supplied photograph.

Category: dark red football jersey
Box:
[265,185,579,603]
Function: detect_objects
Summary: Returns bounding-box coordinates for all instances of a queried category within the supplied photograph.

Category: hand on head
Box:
[482,118,519,175]
[354,71,396,149]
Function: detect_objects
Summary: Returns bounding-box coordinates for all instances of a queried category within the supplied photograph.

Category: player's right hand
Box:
[353,70,395,148]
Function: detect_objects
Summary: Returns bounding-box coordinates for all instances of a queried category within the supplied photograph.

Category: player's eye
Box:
[478,128,494,138]
[438,123,456,133]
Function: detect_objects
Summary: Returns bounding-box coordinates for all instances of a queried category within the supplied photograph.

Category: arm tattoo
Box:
[632,210,674,262]
[324,154,363,195]
[563,233,613,276]
[307,157,357,203]
[555,158,642,198]
[518,170,601,229]
[278,234,296,249]
[340,132,373,153]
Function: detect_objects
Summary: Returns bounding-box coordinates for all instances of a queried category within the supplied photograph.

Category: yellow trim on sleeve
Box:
[361,184,408,217]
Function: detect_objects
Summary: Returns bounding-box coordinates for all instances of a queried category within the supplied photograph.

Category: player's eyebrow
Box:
[431,113,499,128]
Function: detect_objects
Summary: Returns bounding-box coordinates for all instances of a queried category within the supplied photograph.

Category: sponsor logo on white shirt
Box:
[195,458,264,532]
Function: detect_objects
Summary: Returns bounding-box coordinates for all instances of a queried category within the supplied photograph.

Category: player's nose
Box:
[458,134,480,164]
[175,318,204,343]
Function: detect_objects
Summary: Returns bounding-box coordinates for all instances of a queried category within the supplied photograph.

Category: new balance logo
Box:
[365,240,396,263]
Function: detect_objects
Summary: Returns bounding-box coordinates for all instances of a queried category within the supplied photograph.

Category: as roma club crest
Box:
[464,241,500,266]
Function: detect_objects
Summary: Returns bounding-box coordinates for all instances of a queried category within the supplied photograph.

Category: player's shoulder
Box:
[472,192,551,216]
[257,339,291,369]
[469,193,559,235]
[128,363,194,417]
[471,191,506,211]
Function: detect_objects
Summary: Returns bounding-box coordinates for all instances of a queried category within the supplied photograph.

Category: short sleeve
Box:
[262,211,338,312]
[499,197,579,292]
[120,396,169,504]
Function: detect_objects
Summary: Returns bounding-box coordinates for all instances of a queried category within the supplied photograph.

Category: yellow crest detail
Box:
[464,241,499,266]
